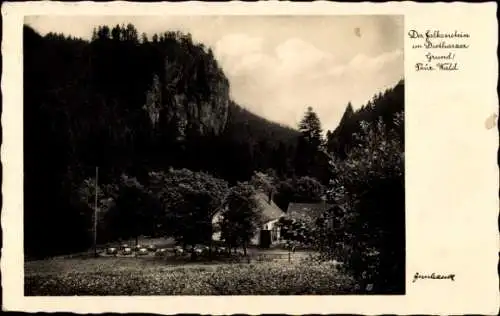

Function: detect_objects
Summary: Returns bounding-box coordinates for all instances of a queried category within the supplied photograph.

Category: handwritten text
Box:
[408,29,470,72]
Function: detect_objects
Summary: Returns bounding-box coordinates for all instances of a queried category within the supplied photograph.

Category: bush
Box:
[105,247,118,255]
[155,248,168,256]
[147,245,157,252]
[136,248,149,256]
[122,248,133,255]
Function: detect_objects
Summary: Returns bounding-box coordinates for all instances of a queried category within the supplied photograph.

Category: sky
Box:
[25,15,404,131]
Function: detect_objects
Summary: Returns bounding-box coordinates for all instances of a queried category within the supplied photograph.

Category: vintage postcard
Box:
[1,1,498,314]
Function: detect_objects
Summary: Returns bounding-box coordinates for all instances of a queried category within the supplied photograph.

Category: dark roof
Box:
[212,192,285,225]
[255,192,286,223]
[286,202,333,224]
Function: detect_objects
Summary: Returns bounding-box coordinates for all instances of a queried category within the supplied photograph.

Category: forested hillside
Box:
[23,24,299,257]
[23,23,403,259]
[223,101,300,180]
[326,80,404,158]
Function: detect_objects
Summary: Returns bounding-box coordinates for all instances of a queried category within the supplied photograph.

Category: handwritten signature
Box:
[413,272,455,283]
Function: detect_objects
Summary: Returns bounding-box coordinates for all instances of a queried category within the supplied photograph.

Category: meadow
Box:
[25,254,355,295]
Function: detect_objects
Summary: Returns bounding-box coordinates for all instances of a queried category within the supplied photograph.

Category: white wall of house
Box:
[214,221,281,245]
[211,204,285,246]
[250,217,283,245]
[264,218,282,241]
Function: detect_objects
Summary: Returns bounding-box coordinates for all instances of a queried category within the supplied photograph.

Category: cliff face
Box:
[143,46,230,140]
[205,78,230,135]
[24,24,233,182]
[168,80,229,138]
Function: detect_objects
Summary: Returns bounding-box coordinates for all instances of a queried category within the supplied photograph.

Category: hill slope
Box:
[326,80,404,158]
[23,24,300,257]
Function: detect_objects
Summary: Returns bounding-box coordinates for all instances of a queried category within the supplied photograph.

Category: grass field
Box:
[25,235,355,295]
[25,251,353,295]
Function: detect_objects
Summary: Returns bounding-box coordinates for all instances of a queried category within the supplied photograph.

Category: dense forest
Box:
[23,23,404,260]
[326,81,404,158]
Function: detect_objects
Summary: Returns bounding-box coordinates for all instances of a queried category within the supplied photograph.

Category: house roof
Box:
[286,202,333,225]
[212,192,285,224]
[255,192,286,223]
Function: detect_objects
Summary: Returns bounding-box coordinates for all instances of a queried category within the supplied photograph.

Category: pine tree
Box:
[141,32,149,44]
[111,24,121,41]
[294,106,325,179]
[298,106,324,149]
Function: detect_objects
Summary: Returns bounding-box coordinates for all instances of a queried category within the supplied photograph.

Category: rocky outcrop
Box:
[144,53,230,139]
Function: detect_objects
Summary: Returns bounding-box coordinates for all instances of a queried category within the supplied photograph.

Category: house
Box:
[212,192,286,248]
[250,192,286,247]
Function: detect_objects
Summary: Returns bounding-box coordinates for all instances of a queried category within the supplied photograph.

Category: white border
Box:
[2,1,499,314]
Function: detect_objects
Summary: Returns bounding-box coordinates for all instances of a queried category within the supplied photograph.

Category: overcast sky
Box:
[25,15,404,131]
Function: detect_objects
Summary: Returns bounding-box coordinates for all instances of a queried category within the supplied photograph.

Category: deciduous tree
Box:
[219,182,262,255]
[147,169,229,249]
[317,113,405,294]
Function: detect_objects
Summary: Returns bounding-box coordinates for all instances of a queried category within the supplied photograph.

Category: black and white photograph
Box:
[22,14,405,296]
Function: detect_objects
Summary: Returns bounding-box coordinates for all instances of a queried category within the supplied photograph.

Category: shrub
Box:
[122,248,133,255]
[215,246,228,255]
[156,248,168,256]
[136,248,148,256]
[106,247,118,255]
[173,246,184,256]
[147,245,157,252]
